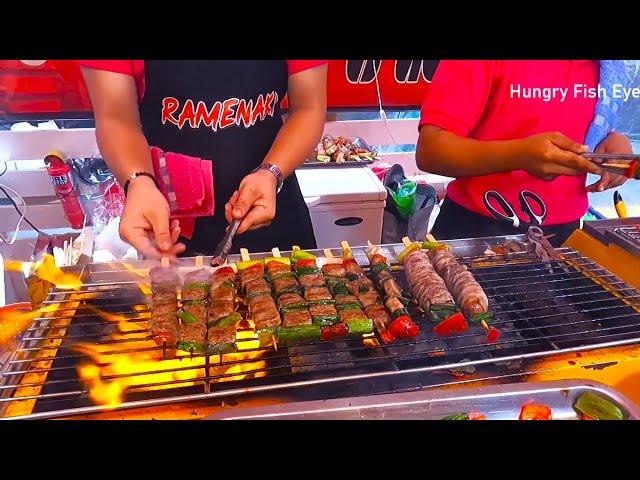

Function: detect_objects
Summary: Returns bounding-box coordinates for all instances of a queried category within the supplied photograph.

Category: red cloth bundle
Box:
[150,147,214,239]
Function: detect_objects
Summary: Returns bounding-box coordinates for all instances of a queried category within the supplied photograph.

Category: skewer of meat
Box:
[399,237,456,318]
[177,268,211,353]
[207,265,240,353]
[239,249,281,338]
[365,241,419,339]
[148,261,180,354]
[337,241,400,338]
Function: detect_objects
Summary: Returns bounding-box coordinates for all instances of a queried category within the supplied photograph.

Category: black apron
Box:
[139,60,316,255]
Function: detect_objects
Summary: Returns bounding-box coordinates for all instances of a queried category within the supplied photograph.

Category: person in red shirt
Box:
[78,60,327,258]
[417,60,631,246]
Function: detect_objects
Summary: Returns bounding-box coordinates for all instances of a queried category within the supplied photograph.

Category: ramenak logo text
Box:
[510,84,640,102]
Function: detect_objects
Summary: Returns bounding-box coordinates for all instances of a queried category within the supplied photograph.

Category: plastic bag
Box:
[389,180,417,220]
[381,165,438,243]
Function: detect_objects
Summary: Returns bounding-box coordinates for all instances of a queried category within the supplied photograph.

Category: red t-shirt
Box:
[77,60,327,100]
[420,60,599,226]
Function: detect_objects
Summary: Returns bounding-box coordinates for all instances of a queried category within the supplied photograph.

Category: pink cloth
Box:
[150,147,214,239]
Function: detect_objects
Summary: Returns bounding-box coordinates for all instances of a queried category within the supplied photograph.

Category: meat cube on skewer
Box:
[322,263,346,278]
[149,267,179,295]
[253,308,282,330]
[364,304,391,330]
[209,302,235,322]
[282,309,313,327]
[277,293,307,308]
[211,268,236,289]
[240,264,265,289]
[210,285,235,303]
[298,273,325,288]
[304,286,333,302]
[245,278,271,298]
[334,294,359,305]
[347,277,374,295]
[356,290,381,309]
[273,276,300,296]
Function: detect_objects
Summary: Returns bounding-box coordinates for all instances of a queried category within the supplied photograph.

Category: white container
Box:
[295,167,387,249]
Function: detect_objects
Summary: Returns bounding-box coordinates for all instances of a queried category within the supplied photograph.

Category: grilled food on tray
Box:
[177,270,211,353]
[312,135,378,164]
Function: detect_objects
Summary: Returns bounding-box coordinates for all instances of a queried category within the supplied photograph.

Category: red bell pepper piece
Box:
[468,412,486,420]
[485,326,501,342]
[388,315,420,339]
[342,258,358,267]
[216,266,235,275]
[320,322,349,340]
[379,329,395,343]
[433,312,468,336]
[371,254,387,265]
[296,259,316,269]
[519,404,552,420]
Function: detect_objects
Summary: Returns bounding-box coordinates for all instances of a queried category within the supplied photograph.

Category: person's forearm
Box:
[94,117,153,186]
[416,127,525,178]
[262,108,325,177]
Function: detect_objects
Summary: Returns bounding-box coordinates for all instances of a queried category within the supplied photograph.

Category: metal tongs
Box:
[210,219,241,267]
[580,153,639,178]
[526,226,560,263]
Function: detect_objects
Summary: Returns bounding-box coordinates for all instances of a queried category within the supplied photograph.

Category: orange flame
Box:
[0,303,61,347]
[4,254,82,291]
[75,308,266,408]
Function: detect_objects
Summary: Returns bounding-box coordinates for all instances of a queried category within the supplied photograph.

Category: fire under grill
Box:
[2,238,640,419]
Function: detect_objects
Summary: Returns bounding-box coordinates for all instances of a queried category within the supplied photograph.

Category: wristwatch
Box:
[252,163,284,194]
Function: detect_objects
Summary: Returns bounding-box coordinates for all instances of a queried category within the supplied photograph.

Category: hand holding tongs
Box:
[580,152,640,179]
[210,219,241,267]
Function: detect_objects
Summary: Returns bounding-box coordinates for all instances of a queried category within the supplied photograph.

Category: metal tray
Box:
[204,380,640,420]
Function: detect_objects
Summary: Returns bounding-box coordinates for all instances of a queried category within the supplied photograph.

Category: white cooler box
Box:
[295,167,387,249]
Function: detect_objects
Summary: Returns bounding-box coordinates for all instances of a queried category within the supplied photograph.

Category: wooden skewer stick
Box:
[323,248,334,258]
[401,236,413,248]
[160,257,170,268]
[240,248,250,262]
[195,256,204,268]
[271,247,281,258]
[425,233,437,243]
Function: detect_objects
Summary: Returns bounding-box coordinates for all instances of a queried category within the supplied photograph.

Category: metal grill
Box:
[2,241,640,419]
[615,225,640,249]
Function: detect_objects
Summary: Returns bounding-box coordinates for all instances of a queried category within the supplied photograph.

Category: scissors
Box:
[483,190,547,228]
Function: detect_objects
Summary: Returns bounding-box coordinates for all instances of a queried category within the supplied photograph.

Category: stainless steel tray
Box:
[204,380,640,420]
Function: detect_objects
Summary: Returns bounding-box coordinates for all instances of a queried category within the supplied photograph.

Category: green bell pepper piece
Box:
[276,324,321,343]
[312,315,339,326]
[216,312,242,327]
[177,340,206,353]
[177,310,197,324]
[573,392,625,420]
[345,318,373,334]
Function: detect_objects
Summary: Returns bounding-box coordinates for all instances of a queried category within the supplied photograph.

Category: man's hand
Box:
[118,176,185,259]
[516,131,600,180]
[225,169,277,234]
[587,132,631,193]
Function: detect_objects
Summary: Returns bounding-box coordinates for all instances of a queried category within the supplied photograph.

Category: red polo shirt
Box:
[420,60,599,226]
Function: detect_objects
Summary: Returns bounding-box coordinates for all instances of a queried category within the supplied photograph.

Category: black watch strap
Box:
[123,171,159,197]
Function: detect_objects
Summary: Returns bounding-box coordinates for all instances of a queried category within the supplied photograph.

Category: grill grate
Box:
[2,245,640,419]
